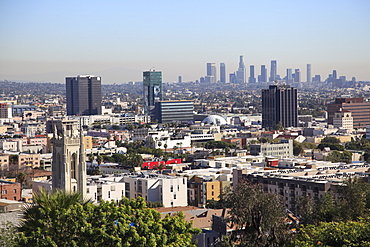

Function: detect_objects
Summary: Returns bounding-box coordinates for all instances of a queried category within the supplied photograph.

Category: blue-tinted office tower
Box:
[306,64,311,83]
[229,73,237,84]
[269,60,277,82]
[294,69,301,83]
[220,63,226,83]
[259,65,267,83]
[206,63,216,83]
[236,55,245,83]
[249,65,256,83]
[286,68,293,84]
[332,70,337,80]
[66,75,102,116]
[143,70,162,114]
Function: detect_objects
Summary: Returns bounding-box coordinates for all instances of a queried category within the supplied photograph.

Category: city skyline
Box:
[1,0,370,83]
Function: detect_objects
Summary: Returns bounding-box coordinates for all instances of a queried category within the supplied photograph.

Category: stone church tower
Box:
[52,119,86,197]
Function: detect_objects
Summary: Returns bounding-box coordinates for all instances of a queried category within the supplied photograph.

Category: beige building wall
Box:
[84,136,93,149]
[0,126,7,134]
[205,181,221,201]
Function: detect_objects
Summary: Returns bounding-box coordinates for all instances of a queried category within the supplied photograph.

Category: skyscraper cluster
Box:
[201,57,314,85]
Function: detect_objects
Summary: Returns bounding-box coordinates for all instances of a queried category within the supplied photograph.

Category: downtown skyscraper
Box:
[294,69,301,83]
[249,65,256,83]
[306,64,311,83]
[259,65,267,83]
[269,60,277,82]
[236,55,245,83]
[206,63,217,83]
[286,68,293,84]
[66,75,102,116]
[220,63,226,83]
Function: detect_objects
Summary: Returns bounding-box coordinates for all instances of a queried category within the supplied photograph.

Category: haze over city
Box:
[1,0,370,83]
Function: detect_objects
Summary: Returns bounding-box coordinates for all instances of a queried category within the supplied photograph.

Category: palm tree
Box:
[96,155,103,166]
[88,154,94,165]
[19,189,92,235]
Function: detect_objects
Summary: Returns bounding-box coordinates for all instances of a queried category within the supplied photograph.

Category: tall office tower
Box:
[306,64,311,83]
[262,84,298,129]
[249,65,256,83]
[286,68,293,83]
[178,76,182,83]
[236,55,245,83]
[66,75,102,116]
[269,60,277,82]
[52,119,86,198]
[229,73,237,83]
[327,97,370,128]
[332,70,337,80]
[294,69,301,83]
[259,65,267,83]
[143,70,162,114]
[352,77,356,83]
[313,75,321,83]
[206,63,216,83]
[220,63,226,83]
[339,76,346,83]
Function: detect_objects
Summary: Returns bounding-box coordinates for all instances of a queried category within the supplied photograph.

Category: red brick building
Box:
[0,180,21,201]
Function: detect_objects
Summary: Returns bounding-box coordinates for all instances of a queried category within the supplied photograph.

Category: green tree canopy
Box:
[324,150,352,164]
[224,181,292,247]
[295,178,370,225]
[17,190,200,247]
[321,136,341,144]
[292,219,370,247]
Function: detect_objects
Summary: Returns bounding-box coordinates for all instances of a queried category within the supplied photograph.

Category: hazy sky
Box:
[1,0,370,84]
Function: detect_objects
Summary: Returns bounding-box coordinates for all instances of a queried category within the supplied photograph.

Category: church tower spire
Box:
[52,118,86,197]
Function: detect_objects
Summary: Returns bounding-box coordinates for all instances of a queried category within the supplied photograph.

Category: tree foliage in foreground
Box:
[292,218,370,247]
[296,178,370,226]
[16,189,200,247]
[224,181,292,247]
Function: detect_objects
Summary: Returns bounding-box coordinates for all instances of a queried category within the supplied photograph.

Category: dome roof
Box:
[201,115,227,126]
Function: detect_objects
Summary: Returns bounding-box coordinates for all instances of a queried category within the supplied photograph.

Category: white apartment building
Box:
[33,173,188,208]
[121,174,187,208]
[333,110,353,130]
[250,139,293,158]
[146,132,192,150]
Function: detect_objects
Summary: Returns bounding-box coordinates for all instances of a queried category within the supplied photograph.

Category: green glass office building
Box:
[143,70,162,114]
